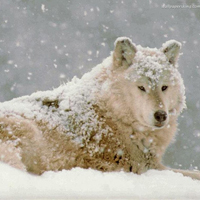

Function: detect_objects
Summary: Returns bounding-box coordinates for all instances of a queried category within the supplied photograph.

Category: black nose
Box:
[154,110,167,122]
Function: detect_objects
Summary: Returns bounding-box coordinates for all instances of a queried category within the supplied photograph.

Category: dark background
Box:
[0,0,200,170]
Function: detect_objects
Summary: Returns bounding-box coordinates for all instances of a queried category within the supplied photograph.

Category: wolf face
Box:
[110,37,186,131]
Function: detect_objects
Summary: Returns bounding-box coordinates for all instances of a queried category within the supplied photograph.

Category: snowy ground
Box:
[1,162,200,199]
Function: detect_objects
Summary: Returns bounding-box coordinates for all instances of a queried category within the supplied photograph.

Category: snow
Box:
[119,39,180,88]
[162,39,182,51]
[114,36,133,46]
[0,57,113,154]
[1,162,200,199]
[131,44,177,85]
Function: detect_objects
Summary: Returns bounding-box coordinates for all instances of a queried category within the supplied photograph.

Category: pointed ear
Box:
[161,40,182,65]
[113,37,137,69]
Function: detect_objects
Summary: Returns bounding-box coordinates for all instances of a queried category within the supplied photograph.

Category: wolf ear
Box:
[113,37,137,69]
[162,40,181,65]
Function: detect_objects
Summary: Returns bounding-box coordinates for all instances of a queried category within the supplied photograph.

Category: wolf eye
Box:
[138,86,146,92]
[162,86,168,91]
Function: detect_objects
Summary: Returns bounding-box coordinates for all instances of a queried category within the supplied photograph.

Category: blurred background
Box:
[0,0,200,170]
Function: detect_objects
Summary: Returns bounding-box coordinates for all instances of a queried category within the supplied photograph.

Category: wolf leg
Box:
[171,168,200,180]
[153,163,200,180]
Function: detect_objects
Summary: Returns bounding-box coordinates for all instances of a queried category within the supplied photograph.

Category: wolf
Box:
[0,37,199,180]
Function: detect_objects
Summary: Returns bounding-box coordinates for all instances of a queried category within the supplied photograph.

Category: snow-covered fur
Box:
[0,37,199,180]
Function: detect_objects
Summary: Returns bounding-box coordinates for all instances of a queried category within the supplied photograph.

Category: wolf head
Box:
[109,37,186,130]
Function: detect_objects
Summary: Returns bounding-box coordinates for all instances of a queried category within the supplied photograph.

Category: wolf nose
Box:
[154,110,167,122]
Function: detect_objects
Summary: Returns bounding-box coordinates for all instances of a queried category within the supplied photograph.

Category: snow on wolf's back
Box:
[0,37,186,175]
[0,56,114,154]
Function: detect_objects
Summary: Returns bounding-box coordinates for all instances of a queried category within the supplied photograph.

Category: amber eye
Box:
[138,86,146,92]
[162,86,168,91]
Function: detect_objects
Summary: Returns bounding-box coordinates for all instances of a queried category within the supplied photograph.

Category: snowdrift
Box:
[0,162,200,199]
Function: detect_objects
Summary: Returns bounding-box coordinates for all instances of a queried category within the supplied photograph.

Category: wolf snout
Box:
[154,110,167,124]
